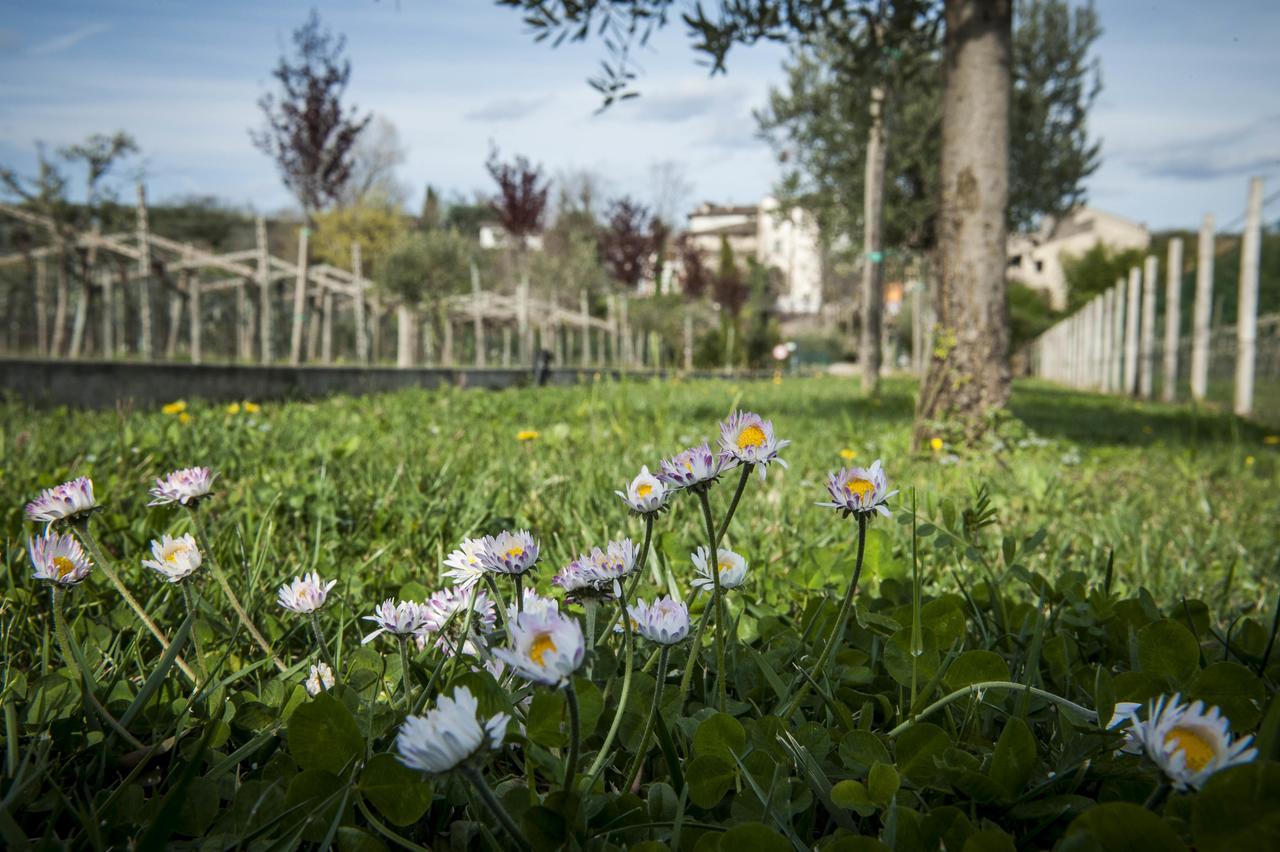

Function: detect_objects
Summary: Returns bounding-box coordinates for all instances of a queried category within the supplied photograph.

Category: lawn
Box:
[1,375,1277,849]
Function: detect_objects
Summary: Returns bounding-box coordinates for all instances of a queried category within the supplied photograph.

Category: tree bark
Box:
[860,85,889,397]
[914,0,1012,445]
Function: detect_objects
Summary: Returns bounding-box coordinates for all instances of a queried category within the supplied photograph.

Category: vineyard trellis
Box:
[1029,176,1280,426]
[0,183,686,372]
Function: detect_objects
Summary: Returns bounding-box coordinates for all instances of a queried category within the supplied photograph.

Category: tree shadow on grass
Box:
[1009,381,1271,449]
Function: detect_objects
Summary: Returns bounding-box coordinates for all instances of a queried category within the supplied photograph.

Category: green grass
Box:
[0,375,1277,849]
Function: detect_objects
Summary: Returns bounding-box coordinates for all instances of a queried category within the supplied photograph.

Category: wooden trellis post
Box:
[502,325,512,367]
[471,263,485,367]
[185,244,201,364]
[683,312,694,370]
[257,216,272,363]
[1111,280,1126,392]
[35,256,49,355]
[1161,237,1183,402]
[135,184,154,360]
[580,290,591,367]
[1124,267,1141,395]
[442,313,454,367]
[517,273,530,365]
[235,279,251,361]
[352,243,368,364]
[1190,214,1214,401]
[1139,254,1158,399]
[290,226,309,365]
[321,288,334,364]
[396,304,415,367]
[1234,176,1264,417]
[422,315,435,366]
[100,265,114,358]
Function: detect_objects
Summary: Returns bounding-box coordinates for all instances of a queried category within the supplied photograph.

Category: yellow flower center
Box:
[165,544,189,563]
[846,478,875,499]
[737,425,767,450]
[637,483,653,497]
[1165,727,1215,772]
[529,632,557,667]
[683,460,693,471]
[505,547,525,560]
[717,561,734,574]
[53,556,76,578]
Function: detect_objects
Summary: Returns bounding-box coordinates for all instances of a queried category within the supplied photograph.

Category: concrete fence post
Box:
[1234,176,1264,417]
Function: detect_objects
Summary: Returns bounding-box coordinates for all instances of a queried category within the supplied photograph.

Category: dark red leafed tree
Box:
[675,233,709,299]
[252,11,370,220]
[486,148,550,244]
[599,196,660,289]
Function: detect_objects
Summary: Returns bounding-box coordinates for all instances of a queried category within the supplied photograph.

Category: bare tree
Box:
[486,146,550,244]
[339,114,409,208]
[252,10,370,220]
[648,160,693,226]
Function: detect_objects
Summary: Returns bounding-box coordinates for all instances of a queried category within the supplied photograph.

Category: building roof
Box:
[689,202,758,218]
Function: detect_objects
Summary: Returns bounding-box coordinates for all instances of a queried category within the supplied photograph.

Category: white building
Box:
[478,224,543,252]
[683,198,826,314]
[1007,207,1149,310]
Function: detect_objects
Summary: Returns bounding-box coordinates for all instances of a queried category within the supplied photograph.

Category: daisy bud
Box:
[277,572,338,614]
[28,531,93,586]
[443,537,488,589]
[657,442,723,491]
[148,467,216,507]
[627,596,691,645]
[362,599,430,645]
[478,529,539,575]
[24,477,97,525]
[305,662,336,696]
[420,587,497,651]
[615,466,669,514]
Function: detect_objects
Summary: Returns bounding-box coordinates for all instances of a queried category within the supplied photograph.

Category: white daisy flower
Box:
[691,546,748,592]
[28,531,93,585]
[627,596,691,645]
[478,529,539,575]
[277,572,338,614]
[1122,693,1258,789]
[420,586,497,651]
[443,537,489,589]
[396,685,511,775]
[141,533,203,583]
[25,477,97,525]
[148,467,216,507]
[493,608,585,686]
[552,555,609,600]
[507,588,561,623]
[362,599,431,645]
[615,466,669,514]
[718,410,790,479]
[657,442,723,491]
[305,662,336,696]
[818,459,897,517]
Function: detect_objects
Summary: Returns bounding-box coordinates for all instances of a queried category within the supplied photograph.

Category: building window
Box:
[1008,254,1022,268]
[1034,260,1044,273]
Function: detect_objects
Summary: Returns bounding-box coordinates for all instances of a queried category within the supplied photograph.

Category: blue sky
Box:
[1,1,1277,231]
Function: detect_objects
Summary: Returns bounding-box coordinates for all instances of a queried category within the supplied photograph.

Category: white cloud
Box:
[27,23,109,56]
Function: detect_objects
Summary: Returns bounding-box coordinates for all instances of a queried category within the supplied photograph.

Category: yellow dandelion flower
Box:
[178,412,192,425]
[1142,425,1154,435]
[243,401,261,413]
[1245,455,1255,466]
[516,430,540,442]
[225,402,241,415]
[929,437,944,452]
[161,400,187,416]
[1264,435,1279,446]
[839,448,857,461]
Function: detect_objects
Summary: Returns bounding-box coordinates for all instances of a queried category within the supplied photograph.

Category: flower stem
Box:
[624,645,670,792]
[446,583,481,689]
[71,519,197,683]
[1143,778,1173,812]
[309,611,334,670]
[583,599,598,677]
[716,463,753,544]
[180,582,208,683]
[696,489,727,713]
[564,680,581,791]
[586,583,635,779]
[884,680,1099,738]
[186,507,286,672]
[398,636,415,711]
[780,512,867,718]
[462,765,530,850]
[677,596,714,709]
[51,586,145,748]
[514,573,524,614]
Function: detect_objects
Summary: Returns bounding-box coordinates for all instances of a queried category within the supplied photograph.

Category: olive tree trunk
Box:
[915,0,1012,445]
[860,84,889,397]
